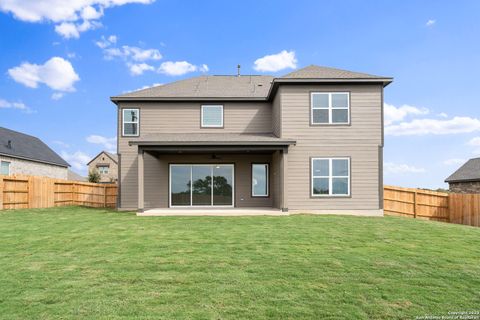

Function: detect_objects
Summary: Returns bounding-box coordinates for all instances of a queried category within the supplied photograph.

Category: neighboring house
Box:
[111,65,392,214]
[87,151,118,183]
[0,127,69,179]
[67,169,86,182]
[445,158,480,193]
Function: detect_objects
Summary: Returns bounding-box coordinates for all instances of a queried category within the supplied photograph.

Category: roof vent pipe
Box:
[7,140,12,149]
[237,64,241,77]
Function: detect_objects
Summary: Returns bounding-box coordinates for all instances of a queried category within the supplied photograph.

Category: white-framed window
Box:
[311,157,350,196]
[1,161,10,175]
[122,108,139,136]
[98,166,109,174]
[201,105,223,128]
[252,163,269,197]
[311,92,350,124]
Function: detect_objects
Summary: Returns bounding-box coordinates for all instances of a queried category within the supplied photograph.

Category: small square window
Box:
[311,92,350,125]
[201,105,223,128]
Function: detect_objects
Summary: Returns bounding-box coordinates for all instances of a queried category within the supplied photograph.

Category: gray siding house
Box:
[0,127,69,179]
[111,65,392,215]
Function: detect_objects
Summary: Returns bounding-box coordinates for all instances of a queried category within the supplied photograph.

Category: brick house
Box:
[445,157,480,193]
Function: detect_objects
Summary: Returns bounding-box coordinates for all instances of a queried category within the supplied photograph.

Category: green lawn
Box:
[0,207,479,319]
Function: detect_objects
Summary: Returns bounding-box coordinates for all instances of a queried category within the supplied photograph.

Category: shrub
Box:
[88,169,101,183]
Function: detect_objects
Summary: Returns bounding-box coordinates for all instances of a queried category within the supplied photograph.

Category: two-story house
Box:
[111,65,392,215]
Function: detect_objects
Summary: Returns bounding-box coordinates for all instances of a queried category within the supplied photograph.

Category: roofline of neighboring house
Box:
[110,77,394,103]
[87,151,118,166]
[445,178,480,183]
[0,152,70,168]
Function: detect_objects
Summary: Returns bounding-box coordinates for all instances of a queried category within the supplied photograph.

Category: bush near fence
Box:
[0,175,117,210]
[384,185,480,227]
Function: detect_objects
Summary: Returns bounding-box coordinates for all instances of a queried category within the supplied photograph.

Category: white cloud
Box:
[199,64,209,72]
[61,151,91,171]
[253,50,297,72]
[86,134,116,152]
[467,137,480,146]
[384,103,429,125]
[385,116,480,136]
[0,98,34,113]
[123,82,163,93]
[100,44,162,61]
[385,162,425,174]
[51,92,64,100]
[128,63,155,76]
[443,158,465,166]
[8,57,80,92]
[158,61,198,76]
[0,0,154,38]
[438,112,448,118]
[55,20,101,39]
[426,19,436,27]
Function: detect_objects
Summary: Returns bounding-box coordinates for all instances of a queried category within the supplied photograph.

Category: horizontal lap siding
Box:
[118,101,273,209]
[280,85,383,210]
[144,153,273,209]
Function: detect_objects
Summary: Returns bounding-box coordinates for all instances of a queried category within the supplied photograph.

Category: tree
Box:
[88,169,101,183]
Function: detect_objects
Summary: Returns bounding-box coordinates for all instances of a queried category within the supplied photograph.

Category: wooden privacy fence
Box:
[0,175,117,210]
[384,185,480,227]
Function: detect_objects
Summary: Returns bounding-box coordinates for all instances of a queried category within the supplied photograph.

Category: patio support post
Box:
[281,148,288,212]
[138,148,144,212]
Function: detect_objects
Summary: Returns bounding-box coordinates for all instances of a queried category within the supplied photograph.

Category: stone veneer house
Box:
[0,127,69,179]
[87,151,118,183]
[111,65,392,215]
[445,157,480,193]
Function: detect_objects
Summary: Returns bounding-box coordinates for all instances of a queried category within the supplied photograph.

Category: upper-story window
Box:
[201,105,223,128]
[311,92,350,125]
[123,109,139,136]
[98,165,109,174]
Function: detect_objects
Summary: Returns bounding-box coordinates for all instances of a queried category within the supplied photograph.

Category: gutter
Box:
[0,152,70,168]
[129,140,296,146]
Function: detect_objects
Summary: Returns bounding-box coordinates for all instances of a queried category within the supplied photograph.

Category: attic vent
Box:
[6,140,12,149]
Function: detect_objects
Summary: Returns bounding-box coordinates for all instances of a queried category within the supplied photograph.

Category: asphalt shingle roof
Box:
[280,65,389,79]
[112,65,392,100]
[445,158,480,182]
[129,133,295,146]
[0,127,69,167]
[116,75,273,99]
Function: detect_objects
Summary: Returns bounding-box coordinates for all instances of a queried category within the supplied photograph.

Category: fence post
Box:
[27,176,33,209]
[104,185,107,208]
[413,191,417,219]
[0,176,3,210]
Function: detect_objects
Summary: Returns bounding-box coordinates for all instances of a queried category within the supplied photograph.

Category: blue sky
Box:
[1,0,480,188]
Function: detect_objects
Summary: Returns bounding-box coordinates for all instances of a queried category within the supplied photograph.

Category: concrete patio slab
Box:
[138,207,287,216]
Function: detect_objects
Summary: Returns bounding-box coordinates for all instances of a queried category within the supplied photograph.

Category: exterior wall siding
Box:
[88,152,118,183]
[0,155,68,179]
[141,153,273,209]
[278,84,383,210]
[118,101,273,209]
[117,84,384,212]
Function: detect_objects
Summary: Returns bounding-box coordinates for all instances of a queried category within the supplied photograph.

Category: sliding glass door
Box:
[170,164,234,207]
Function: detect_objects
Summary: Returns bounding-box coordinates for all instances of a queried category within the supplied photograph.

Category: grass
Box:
[0,207,479,319]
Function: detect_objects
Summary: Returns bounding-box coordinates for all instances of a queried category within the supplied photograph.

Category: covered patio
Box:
[130,133,296,213]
